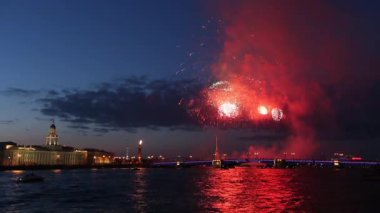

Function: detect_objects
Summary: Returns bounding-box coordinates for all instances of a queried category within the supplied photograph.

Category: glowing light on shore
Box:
[139,140,142,145]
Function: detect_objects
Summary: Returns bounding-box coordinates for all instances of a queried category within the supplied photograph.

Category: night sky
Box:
[0,0,379,159]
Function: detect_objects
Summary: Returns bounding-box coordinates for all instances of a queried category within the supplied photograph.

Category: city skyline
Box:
[0,0,379,159]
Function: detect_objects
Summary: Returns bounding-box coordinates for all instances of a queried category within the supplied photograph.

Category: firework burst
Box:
[185,77,286,127]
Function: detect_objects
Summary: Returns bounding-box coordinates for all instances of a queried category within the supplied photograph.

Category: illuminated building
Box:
[212,136,222,168]
[46,121,59,146]
[333,160,340,167]
[0,122,113,167]
[85,148,114,165]
[273,159,287,168]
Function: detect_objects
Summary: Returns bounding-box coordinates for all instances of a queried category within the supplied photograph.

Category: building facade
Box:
[0,144,87,166]
[0,122,113,167]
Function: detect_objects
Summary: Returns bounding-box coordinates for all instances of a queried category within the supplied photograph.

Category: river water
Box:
[0,167,379,212]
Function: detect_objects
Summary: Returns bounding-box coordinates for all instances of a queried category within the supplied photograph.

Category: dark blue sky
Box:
[0,0,379,159]
[0,0,206,88]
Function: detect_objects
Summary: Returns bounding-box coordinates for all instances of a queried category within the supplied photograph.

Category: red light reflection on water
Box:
[198,168,304,212]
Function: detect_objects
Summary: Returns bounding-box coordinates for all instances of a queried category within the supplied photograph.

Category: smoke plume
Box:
[206,0,380,157]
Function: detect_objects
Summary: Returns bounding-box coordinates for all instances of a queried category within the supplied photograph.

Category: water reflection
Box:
[200,168,304,212]
[132,168,148,212]
[7,170,24,175]
[51,169,62,174]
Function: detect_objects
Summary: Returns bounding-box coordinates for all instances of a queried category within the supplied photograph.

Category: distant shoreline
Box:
[2,160,380,171]
[0,164,138,171]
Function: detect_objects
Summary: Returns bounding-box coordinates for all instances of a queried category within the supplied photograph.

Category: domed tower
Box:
[46,120,59,146]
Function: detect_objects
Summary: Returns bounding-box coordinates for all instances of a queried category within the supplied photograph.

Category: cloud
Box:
[47,90,59,96]
[39,77,203,131]
[0,88,40,97]
[67,125,90,130]
[0,120,15,125]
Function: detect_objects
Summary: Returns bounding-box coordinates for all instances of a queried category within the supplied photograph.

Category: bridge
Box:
[152,159,380,168]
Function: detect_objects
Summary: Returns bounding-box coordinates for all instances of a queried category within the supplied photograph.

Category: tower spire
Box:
[214,136,220,161]
[212,136,222,168]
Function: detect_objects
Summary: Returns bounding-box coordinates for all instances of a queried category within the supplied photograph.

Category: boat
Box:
[16,173,44,183]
